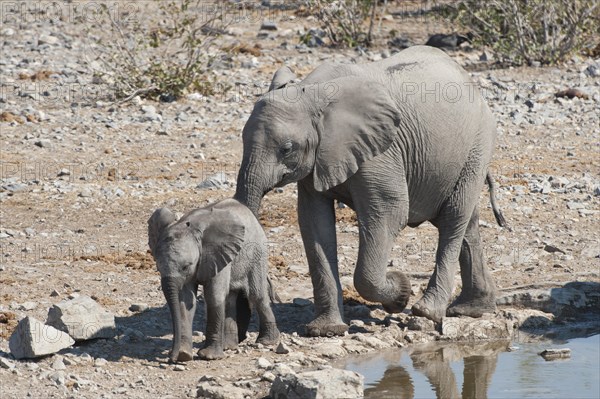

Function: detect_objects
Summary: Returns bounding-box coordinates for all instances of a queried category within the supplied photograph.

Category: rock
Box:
[388,36,413,49]
[272,363,295,376]
[140,105,162,122]
[197,172,230,190]
[38,34,59,45]
[314,342,347,359]
[34,139,53,149]
[49,371,66,386]
[260,21,278,31]
[94,357,108,367]
[270,368,364,399]
[18,301,37,311]
[566,201,586,210]
[292,298,312,307]
[2,183,28,192]
[262,371,277,382]
[9,316,74,359]
[425,33,470,50]
[555,88,590,100]
[141,105,156,114]
[257,357,272,369]
[352,334,388,349]
[407,316,436,331]
[441,316,513,340]
[46,295,116,341]
[0,357,15,370]
[129,303,148,312]
[196,382,252,399]
[584,64,600,78]
[173,364,185,371]
[275,342,291,354]
[543,244,566,254]
[52,356,66,370]
[539,348,571,360]
[78,189,92,198]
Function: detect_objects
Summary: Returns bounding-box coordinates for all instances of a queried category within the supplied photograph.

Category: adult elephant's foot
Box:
[198,344,224,360]
[446,293,496,318]
[411,294,447,324]
[170,349,193,363]
[257,324,280,346]
[381,271,411,314]
[305,315,348,337]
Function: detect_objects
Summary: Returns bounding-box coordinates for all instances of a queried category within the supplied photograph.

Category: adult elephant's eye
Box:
[280,141,293,156]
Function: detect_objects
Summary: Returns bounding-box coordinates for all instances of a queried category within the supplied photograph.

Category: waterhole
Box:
[340,334,599,398]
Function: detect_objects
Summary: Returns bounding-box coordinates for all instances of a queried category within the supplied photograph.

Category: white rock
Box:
[9,317,74,359]
[52,356,67,370]
[441,316,513,340]
[0,357,15,369]
[257,357,272,369]
[94,357,108,367]
[270,368,364,399]
[38,34,59,45]
[196,382,251,399]
[46,295,116,341]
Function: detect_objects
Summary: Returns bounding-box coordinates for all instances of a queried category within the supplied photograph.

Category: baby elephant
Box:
[148,199,279,362]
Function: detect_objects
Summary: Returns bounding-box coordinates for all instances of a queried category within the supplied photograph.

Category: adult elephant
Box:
[234,46,506,336]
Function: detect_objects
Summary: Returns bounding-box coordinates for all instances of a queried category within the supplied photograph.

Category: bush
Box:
[89,0,229,102]
[304,0,378,47]
[443,0,599,65]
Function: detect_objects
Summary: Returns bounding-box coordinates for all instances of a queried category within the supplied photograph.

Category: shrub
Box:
[443,0,599,65]
[89,0,229,102]
[304,0,378,47]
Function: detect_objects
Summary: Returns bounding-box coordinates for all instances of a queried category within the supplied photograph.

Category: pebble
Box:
[94,357,108,367]
[539,348,571,360]
[18,301,37,311]
[129,303,149,312]
[52,356,67,370]
[34,139,53,149]
[38,34,59,45]
[0,357,15,370]
[78,189,92,198]
[173,364,186,371]
[292,298,312,307]
[260,21,278,31]
[256,357,272,369]
[48,371,66,386]
[275,342,291,354]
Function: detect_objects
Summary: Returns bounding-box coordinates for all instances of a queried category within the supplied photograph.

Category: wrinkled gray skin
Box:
[148,199,279,362]
[234,46,506,336]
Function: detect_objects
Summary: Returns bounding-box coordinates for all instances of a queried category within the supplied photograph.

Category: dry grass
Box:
[78,251,156,271]
[18,70,56,81]
[0,311,18,340]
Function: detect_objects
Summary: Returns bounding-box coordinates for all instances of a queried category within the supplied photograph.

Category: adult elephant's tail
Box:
[486,172,508,228]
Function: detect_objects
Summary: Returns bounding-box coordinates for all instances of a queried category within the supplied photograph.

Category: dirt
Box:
[0,1,599,398]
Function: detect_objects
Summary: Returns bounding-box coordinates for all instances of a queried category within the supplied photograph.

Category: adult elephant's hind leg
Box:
[412,212,469,323]
[447,207,496,318]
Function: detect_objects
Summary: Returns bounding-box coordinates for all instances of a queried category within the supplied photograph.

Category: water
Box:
[341,335,600,399]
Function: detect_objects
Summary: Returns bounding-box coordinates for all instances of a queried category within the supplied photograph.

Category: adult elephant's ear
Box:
[194,209,245,283]
[268,66,297,91]
[148,208,177,256]
[313,77,400,192]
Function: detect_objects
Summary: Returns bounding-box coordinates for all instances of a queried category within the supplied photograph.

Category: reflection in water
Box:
[365,341,509,399]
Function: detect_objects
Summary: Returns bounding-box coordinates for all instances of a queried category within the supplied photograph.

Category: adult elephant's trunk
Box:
[161,278,183,363]
[234,157,269,217]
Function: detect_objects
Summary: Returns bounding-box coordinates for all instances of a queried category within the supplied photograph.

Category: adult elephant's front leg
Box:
[352,175,411,313]
[298,180,347,337]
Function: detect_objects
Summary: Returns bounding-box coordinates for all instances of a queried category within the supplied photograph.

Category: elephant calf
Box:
[148,199,279,362]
